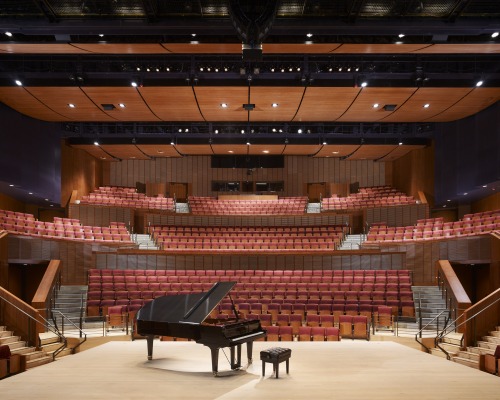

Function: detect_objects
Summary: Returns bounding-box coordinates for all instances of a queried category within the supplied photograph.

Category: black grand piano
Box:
[135,281,266,376]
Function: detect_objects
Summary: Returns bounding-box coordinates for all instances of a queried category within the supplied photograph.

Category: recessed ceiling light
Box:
[443,205,447,208]
[332,151,339,154]
[100,157,106,160]
[5,31,12,37]
[130,156,136,159]
[263,150,269,154]
[272,103,279,108]
[191,33,196,37]
[297,129,303,134]
[131,82,137,87]
[423,103,430,108]
[447,199,451,202]
[118,103,125,108]
[99,34,104,37]
[185,128,189,132]
[68,103,75,108]
[45,198,49,201]
[220,103,228,108]
[157,150,164,154]
[9,184,14,187]
[214,129,219,134]
[492,32,499,38]
[322,141,327,145]
[398,142,403,145]
[395,41,403,45]
[15,80,22,86]
[94,141,99,146]
[463,192,468,196]
[306,33,313,38]
[476,80,484,87]
[29,192,33,195]
[482,185,487,188]
[399,33,405,38]
[241,129,245,134]
[228,150,233,153]
[246,141,251,145]
[170,141,175,145]
[373,103,379,108]
[360,82,368,87]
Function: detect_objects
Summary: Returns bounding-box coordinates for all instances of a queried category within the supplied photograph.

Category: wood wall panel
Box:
[392,143,435,207]
[61,140,104,207]
[109,155,386,197]
[471,192,500,214]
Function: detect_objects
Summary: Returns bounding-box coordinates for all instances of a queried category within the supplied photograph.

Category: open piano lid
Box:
[136,281,236,324]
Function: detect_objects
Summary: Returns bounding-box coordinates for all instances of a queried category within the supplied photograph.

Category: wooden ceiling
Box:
[1,85,499,124]
[72,143,425,161]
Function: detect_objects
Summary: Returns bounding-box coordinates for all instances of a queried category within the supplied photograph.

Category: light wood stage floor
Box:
[1,339,499,399]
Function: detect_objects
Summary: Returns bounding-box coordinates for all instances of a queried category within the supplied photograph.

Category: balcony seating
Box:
[365,210,499,244]
[322,185,417,211]
[189,196,308,215]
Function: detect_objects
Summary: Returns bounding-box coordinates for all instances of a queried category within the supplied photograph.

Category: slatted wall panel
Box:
[145,213,349,227]
[109,156,386,196]
[365,204,428,227]
[69,204,135,228]
[93,251,405,272]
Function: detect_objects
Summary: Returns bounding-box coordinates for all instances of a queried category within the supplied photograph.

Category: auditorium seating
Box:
[322,186,417,211]
[150,225,347,252]
[188,196,308,215]
[364,210,500,244]
[86,268,414,339]
[79,186,175,212]
[0,209,134,244]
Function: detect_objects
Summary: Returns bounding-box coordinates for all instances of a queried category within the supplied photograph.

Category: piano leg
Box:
[246,341,253,364]
[230,344,242,370]
[146,335,154,360]
[210,347,219,376]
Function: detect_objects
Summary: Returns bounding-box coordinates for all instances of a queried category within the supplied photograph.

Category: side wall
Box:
[107,156,386,197]
[61,140,104,206]
[392,142,435,207]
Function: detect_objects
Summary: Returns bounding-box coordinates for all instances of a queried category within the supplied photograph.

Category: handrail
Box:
[0,293,67,360]
[435,294,500,360]
[49,309,87,354]
[415,309,451,353]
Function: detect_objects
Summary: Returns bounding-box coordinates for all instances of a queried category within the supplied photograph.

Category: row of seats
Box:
[188,196,308,215]
[79,186,175,211]
[0,210,134,244]
[365,210,500,243]
[88,268,409,278]
[322,186,416,211]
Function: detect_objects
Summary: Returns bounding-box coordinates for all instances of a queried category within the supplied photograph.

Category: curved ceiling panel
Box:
[139,87,204,122]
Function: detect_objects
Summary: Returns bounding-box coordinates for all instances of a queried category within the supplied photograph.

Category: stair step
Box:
[25,355,53,369]
[451,357,480,369]
[484,336,500,344]
[23,351,49,362]
[489,331,500,338]
[467,346,494,356]
[430,348,448,358]
[477,341,499,351]
[0,335,21,345]
[0,330,13,338]
[42,342,64,353]
[6,340,28,350]
[456,351,480,361]
[39,332,61,346]
[10,346,36,355]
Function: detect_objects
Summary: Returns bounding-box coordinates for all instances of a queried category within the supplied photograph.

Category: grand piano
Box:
[135,281,266,376]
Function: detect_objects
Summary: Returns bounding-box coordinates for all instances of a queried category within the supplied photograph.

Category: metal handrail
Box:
[49,309,87,355]
[434,295,500,360]
[0,294,67,361]
[415,309,451,353]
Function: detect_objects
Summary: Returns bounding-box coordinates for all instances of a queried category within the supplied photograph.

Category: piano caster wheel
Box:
[148,356,152,360]
[213,372,218,377]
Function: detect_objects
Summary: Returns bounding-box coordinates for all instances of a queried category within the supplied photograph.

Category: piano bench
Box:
[260,347,292,379]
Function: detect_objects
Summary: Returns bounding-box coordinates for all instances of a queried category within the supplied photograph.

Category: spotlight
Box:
[170,141,175,145]
[297,129,303,134]
[423,103,430,108]
[131,81,138,87]
[360,82,368,87]
[14,80,22,86]
[398,33,405,38]
[5,31,13,37]
[476,80,484,87]
[322,141,327,145]
[94,141,99,146]
[492,32,499,38]
[306,33,313,38]
[272,103,279,108]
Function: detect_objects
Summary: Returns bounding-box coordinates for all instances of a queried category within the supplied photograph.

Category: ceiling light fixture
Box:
[360,81,368,87]
[246,141,251,145]
[476,80,484,87]
[68,103,75,108]
[423,103,430,108]
[297,129,303,134]
[322,141,327,145]
[99,34,104,37]
[332,151,339,154]
[94,141,99,146]
[263,150,269,153]
[306,33,313,38]
[221,103,228,108]
[14,80,22,86]
[118,103,125,108]
[398,142,403,146]
[170,141,175,145]
[272,103,279,108]
[398,33,405,38]
[373,103,379,108]
[492,32,499,38]
[5,31,12,37]
[228,150,233,153]
[131,81,138,87]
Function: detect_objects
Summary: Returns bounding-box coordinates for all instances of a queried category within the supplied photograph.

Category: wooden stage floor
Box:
[1,339,498,399]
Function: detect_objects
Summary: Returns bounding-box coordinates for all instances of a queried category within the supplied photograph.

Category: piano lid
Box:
[136,281,237,324]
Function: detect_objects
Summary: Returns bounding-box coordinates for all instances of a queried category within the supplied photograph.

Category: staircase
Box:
[449,325,500,370]
[337,234,365,250]
[51,285,87,331]
[0,325,53,370]
[132,233,159,250]
[412,286,450,330]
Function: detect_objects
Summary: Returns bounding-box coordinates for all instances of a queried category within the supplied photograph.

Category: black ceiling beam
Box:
[1,16,498,37]
[448,0,475,22]
[346,0,366,23]
[140,0,159,22]
[32,0,58,23]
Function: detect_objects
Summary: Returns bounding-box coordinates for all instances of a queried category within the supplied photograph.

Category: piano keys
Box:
[135,281,266,376]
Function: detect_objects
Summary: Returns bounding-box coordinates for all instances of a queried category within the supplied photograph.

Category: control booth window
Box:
[212,181,240,192]
[255,181,284,193]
